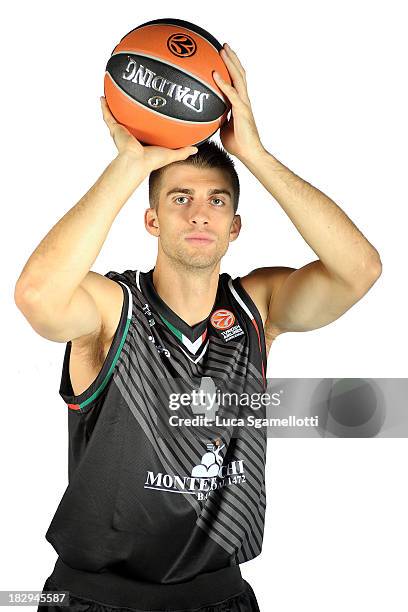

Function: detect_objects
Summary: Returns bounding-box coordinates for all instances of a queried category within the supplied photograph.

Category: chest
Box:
[69,321,273,398]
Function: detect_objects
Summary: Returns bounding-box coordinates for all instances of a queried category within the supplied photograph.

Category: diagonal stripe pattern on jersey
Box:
[46,267,268,585]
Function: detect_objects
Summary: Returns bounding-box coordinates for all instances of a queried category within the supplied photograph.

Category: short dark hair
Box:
[148,140,240,214]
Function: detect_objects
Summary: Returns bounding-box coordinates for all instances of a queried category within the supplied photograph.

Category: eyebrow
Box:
[165,187,232,199]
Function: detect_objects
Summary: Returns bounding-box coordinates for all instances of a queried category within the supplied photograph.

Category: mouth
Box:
[184,234,215,245]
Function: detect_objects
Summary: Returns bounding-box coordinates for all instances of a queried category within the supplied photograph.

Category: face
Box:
[145,164,241,270]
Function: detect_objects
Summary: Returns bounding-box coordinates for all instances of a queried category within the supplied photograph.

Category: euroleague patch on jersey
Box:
[211,309,235,330]
[211,309,244,342]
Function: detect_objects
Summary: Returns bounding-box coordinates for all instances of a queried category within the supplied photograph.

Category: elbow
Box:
[370,254,382,280]
[354,253,382,294]
[14,280,42,310]
[366,248,382,281]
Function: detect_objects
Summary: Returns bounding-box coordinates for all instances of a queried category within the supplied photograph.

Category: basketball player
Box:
[15,43,381,611]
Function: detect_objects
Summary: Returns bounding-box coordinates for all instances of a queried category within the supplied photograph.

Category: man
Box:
[15,43,381,612]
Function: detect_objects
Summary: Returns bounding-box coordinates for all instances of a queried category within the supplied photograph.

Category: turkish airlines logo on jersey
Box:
[211,309,236,330]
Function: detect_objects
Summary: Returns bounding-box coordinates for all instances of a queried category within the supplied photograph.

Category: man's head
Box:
[145,140,241,271]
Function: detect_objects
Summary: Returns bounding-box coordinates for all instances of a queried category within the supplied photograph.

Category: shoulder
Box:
[239,266,296,326]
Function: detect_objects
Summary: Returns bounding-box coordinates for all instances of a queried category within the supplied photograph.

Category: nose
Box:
[188,202,210,226]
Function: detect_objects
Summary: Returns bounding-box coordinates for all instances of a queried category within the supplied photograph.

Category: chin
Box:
[171,248,220,269]
[182,255,220,269]
[162,240,229,270]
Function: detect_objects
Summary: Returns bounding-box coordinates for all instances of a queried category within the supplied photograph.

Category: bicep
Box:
[239,266,296,325]
[268,260,366,332]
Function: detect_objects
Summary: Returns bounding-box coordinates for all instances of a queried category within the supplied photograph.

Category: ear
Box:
[144,207,160,237]
[229,214,241,242]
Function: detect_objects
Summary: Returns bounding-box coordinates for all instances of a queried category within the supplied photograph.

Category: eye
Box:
[211,198,225,206]
[175,196,189,204]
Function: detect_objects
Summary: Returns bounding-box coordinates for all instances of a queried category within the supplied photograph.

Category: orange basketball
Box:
[103,18,231,149]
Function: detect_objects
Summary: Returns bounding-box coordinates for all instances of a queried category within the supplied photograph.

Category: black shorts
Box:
[38,575,260,612]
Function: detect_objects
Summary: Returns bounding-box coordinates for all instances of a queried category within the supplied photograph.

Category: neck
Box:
[152,254,221,327]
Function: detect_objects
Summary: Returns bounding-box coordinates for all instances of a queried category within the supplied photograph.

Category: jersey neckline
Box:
[140,267,224,343]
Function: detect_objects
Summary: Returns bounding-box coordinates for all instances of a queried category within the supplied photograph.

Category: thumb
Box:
[173,145,198,161]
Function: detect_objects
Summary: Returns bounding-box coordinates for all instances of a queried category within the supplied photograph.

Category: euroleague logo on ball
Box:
[211,309,236,330]
[167,32,197,57]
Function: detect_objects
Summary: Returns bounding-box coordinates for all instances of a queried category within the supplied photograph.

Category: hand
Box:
[213,44,266,162]
[100,96,198,172]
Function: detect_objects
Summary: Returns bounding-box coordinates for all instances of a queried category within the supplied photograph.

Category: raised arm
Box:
[14,97,198,345]
[214,43,382,337]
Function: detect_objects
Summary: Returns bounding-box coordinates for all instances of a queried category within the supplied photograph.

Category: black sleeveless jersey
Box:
[45,267,268,607]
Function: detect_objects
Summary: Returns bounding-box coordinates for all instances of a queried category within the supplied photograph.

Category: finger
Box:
[223,43,246,79]
[100,97,118,127]
[101,98,115,122]
[174,145,198,160]
[219,48,250,104]
[213,71,246,108]
[221,45,246,82]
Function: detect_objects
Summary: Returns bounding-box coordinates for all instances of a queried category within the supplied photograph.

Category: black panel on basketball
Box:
[119,18,223,52]
[106,53,226,122]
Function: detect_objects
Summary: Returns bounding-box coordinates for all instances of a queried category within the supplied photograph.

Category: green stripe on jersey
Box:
[159,314,207,355]
[71,316,131,412]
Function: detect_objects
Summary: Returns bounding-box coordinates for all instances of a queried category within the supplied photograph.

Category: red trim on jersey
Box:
[251,319,266,388]
[68,403,81,411]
